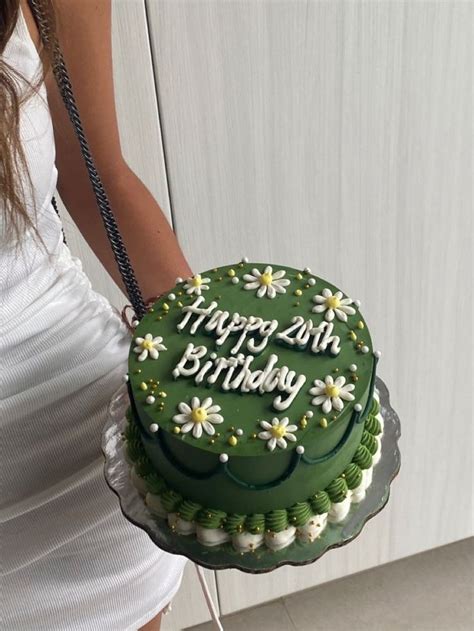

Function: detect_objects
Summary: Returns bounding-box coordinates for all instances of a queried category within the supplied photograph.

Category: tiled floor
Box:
[187,538,473,631]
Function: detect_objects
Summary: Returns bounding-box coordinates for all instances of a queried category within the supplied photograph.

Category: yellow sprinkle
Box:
[139,382,148,391]
[349,331,357,341]
[227,269,236,277]
[294,289,303,297]
[162,303,169,311]
[228,436,238,446]
[300,418,308,429]
[173,427,181,434]
[357,320,365,329]
[158,391,167,398]
[177,301,183,308]
[320,418,328,429]
[238,262,244,268]
[296,272,303,280]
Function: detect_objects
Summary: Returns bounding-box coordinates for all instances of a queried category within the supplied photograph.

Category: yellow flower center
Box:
[191,275,202,287]
[191,407,208,423]
[325,384,340,398]
[326,295,341,309]
[259,272,273,286]
[271,425,287,439]
[142,340,155,351]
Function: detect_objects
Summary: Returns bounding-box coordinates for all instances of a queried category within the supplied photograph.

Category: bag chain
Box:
[28,0,146,320]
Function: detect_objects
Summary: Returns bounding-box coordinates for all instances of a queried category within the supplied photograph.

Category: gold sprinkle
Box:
[134,369,142,374]
[177,301,183,308]
[238,262,244,268]
[156,316,162,321]
[349,330,357,341]
[215,295,221,300]
[320,418,328,429]
[357,320,365,329]
[158,391,167,398]
[228,436,238,446]
[216,432,221,437]
[148,378,154,383]
[213,268,218,272]
[300,418,308,429]
[149,308,154,313]
[333,368,339,373]
[173,427,181,434]
[352,375,359,382]
[294,289,303,297]
[209,439,215,445]
[251,433,257,439]
[162,303,169,311]
[216,276,223,281]
[296,272,303,280]
[332,415,337,420]
[177,291,183,296]
[304,283,310,289]
[227,269,236,277]
[294,301,300,307]
[139,382,148,391]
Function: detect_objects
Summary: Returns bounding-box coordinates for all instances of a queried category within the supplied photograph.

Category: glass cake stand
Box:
[102,378,401,574]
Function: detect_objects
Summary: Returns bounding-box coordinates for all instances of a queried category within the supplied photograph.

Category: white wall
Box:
[65,1,472,627]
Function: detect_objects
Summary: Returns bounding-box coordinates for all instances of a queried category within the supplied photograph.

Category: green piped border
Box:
[125,397,382,532]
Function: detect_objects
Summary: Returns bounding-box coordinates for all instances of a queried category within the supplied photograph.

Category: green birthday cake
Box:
[124,260,384,552]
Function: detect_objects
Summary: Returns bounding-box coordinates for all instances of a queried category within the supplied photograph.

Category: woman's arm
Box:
[43,0,192,298]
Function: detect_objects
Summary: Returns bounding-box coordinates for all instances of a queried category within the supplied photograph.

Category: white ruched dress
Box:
[0,10,186,630]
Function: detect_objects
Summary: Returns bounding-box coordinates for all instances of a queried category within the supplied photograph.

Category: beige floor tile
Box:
[185,598,296,631]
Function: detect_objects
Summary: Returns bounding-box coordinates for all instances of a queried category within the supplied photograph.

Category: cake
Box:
[123,261,384,553]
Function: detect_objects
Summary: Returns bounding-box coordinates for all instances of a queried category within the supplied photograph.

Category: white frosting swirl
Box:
[168,513,196,535]
[145,492,167,518]
[232,531,265,552]
[264,525,296,550]
[328,496,352,523]
[296,514,328,543]
[196,525,230,547]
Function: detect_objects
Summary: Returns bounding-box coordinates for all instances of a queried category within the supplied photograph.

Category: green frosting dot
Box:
[353,444,373,469]
[196,508,227,529]
[144,472,167,495]
[310,490,331,515]
[326,477,348,503]
[134,455,154,477]
[343,463,363,490]
[287,502,312,527]
[224,513,247,534]
[370,398,380,416]
[178,500,202,522]
[124,418,140,441]
[245,513,266,534]
[365,414,382,436]
[160,489,183,513]
[361,430,378,455]
[126,438,144,463]
[265,509,289,533]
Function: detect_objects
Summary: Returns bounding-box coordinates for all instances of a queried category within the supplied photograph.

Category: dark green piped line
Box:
[222,451,302,491]
[359,354,378,423]
[301,407,361,465]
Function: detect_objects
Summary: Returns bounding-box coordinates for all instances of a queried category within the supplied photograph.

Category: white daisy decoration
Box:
[172,397,224,439]
[312,288,356,322]
[309,375,355,413]
[258,417,298,451]
[243,266,291,299]
[183,274,211,296]
[133,333,167,362]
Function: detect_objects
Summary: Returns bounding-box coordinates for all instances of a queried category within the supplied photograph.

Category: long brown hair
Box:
[0,0,54,241]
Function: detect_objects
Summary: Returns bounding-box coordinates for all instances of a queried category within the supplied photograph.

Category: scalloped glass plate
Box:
[102,378,400,574]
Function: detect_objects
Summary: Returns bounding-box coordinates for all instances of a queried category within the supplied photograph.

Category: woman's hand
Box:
[42,0,192,297]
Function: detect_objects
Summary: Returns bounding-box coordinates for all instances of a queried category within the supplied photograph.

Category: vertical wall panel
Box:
[148,0,472,615]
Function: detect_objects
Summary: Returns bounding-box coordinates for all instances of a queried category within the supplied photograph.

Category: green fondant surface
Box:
[128,262,375,514]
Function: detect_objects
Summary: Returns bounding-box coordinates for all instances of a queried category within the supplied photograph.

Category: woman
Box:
[1,1,191,628]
